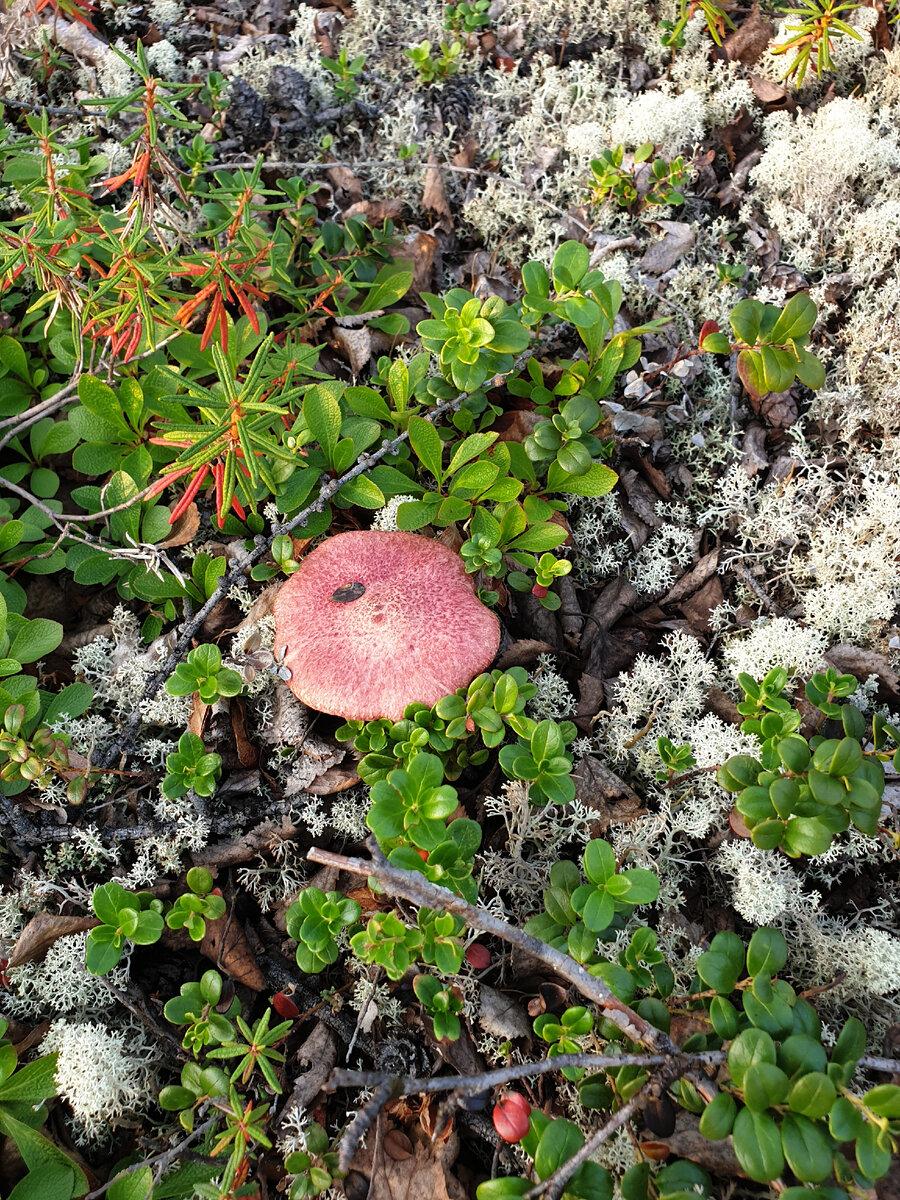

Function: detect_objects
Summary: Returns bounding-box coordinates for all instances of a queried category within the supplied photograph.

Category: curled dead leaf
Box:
[331,325,372,375]
[478,985,532,1040]
[638,1142,673,1162]
[724,8,775,63]
[492,408,542,443]
[384,1129,414,1162]
[326,164,363,208]
[749,73,789,106]
[200,908,266,991]
[638,221,695,275]
[160,502,201,549]
[346,885,385,913]
[188,691,209,739]
[496,639,557,670]
[344,198,406,224]
[7,913,99,970]
[304,762,361,795]
[422,153,452,224]
[231,698,258,768]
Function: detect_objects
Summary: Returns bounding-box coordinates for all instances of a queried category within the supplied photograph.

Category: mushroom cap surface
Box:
[273,530,501,721]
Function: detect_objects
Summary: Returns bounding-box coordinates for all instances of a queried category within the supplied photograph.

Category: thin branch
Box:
[0,474,162,524]
[98,975,185,1054]
[97,392,464,768]
[664,764,719,790]
[308,840,679,1056]
[0,378,80,443]
[731,559,784,616]
[83,1112,218,1200]
[329,1049,727,1098]
[197,156,593,235]
[524,1080,656,1200]
[859,1054,900,1074]
[338,1078,402,1175]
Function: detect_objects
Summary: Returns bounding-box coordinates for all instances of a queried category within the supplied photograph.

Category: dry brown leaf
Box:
[188,692,209,739]
[304,762,361,795]
[575,672,605,725]
[194,6,241,28]
[231,698,258,768]
[384,1130,414,1162]
[283,1021,338,1114]
[492,408,542,443]
[651,1113,746,1178]
[326,164,363,208]
[292,315,330,342]
[639,1142,674,1162]
[477,985,532,1040]
[741,422,769,478]
[346,885,385,913]
[875,1154,900,1200]
[573,756,644,833]
[7,914,99,970]
[825,645,900,696]
[621,469,666,528]
[706,686,742,725]
[239,585,281,630]
[678,574,724,634]
[191,818,297,869]
[390,232,437,298]
[351,1120,466,1200]
[496,639,557,669]
[12,1021,50,1057]
[749,73,789,105]
[718,148,763,206]
[451,138,479,169]
[344,198,406,224]
[331,324,372,375]
[662,549,720,606]
[436,525,464,554]
[422,154,452,224]
[312,12,335,56]
[200,909,266,991]
[159,502,200,549]
[638,221,695,275]
[724,7,774,62]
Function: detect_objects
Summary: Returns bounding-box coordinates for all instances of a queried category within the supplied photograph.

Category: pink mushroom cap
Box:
[273,530,501,721]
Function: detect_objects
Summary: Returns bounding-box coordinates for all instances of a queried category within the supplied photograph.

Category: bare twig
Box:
[731,559,784,616]
[524,1080,656,1200]
[308,839,680,1055]
[338,1078,402,1174]
[98,975,185,1054]
[0,378,80,443]
[0,474,162,525]
[0,96,88,116]
[83,1111,217,1200]
[860,1054,900,1074]
[329,1049,727,1098]
[664,765,719,789]
[198,157,593,235]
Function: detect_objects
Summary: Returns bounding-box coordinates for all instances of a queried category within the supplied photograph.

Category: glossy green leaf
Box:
[732,1108,784,1182]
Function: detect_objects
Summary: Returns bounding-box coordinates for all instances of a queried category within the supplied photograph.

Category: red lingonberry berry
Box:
[492,1092,532,1143]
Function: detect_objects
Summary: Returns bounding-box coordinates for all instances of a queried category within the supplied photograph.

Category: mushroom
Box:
[273,530,501,721]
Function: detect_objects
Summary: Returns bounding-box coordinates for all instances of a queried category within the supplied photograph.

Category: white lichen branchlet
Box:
[527,654,577,721]
[6,933,128,1019]
[41,1019,158,1144]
